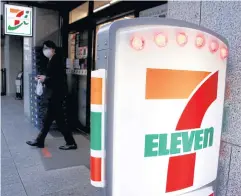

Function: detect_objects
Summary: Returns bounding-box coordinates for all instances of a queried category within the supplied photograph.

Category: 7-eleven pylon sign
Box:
[91,18,228,196]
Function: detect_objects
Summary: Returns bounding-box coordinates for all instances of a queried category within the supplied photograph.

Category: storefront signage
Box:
[92,19,228,196]
[4,4,32,36]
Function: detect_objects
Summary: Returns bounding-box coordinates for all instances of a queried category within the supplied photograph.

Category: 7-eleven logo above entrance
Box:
[8,8,30,31]
[144,69,218,193]
[5,4,32,36]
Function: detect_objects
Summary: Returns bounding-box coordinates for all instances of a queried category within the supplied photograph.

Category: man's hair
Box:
[43,40,57,50]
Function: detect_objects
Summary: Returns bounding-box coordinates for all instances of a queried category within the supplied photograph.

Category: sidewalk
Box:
[1,96,101,196]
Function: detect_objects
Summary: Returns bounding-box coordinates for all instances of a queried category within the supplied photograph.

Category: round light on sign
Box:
[220,47,228,59]
[177,32,188,46]
[209,40,219,53]
[195,34,205,48]
[154,33,168,47]
[130,37,144,50]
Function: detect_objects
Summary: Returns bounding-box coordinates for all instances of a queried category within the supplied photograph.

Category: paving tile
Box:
[1,157,15,169]
[226,146,241,196]
[1,148,12,159]
[18,165,91,196]
[42,184,102,196]
[12,150,44,169]
[1,163,22,186]
[55,166,91,189]
[18,167,65,196]
[1,182,27,196]
[1,135,12,159]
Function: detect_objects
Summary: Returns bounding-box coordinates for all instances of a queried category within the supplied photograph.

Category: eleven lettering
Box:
[144,127,214,157]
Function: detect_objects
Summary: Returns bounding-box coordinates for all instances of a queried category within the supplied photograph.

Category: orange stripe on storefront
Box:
[10,8,20,13]
[145,68,210,99]
[91,78,102,105]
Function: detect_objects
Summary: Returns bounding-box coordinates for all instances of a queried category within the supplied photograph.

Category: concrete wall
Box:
[139,3,167,17]
[23,37,32,118]
[33,7,60,47]
[3,35,23,96]
[140,1,241,195]
[1,45,4,68]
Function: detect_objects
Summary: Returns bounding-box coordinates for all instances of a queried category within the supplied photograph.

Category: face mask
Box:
[43,49,52,58]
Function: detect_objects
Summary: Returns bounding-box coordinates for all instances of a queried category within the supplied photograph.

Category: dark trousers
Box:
[37,96,76,145]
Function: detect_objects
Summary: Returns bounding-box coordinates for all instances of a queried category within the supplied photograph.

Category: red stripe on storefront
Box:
[166,71,218,192]
[90,156,102,181]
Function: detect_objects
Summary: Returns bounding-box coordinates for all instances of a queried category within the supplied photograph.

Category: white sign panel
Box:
[4,4,32,36]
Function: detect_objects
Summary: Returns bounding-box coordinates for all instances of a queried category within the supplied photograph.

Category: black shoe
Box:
[26,140,44,148]
[59,144,77,150]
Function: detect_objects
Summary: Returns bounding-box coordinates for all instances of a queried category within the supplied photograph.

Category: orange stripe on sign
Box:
[145,69,210,99]
[10,8,20,13]
[90,156,102,181]
[91,78,102,105]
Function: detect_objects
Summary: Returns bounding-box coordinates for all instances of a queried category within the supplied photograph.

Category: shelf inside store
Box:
[66,68,87,76]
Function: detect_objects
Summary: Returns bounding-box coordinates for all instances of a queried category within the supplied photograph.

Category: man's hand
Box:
[37,75,46,83]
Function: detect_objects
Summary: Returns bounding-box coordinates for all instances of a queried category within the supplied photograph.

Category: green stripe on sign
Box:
[91,112,102,150]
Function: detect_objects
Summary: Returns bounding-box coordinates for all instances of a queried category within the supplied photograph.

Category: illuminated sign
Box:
[4,4,32,36]
[92,18,228,196]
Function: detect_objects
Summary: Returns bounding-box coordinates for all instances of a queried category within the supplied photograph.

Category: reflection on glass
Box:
[69,2,89,24]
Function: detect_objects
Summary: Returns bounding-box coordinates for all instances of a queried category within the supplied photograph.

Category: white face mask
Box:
[43,49,52,58]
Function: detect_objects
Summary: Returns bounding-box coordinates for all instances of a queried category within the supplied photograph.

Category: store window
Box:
[94,1,110,12]
[69,2,89,24]
[93,0,122,12]
[68,33,76,60]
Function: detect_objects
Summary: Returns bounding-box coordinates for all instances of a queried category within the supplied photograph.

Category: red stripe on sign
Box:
[209,193,214,196]
[176,71,218,130]
[166,154,196,192]
[90,156,102,181]
[166,71,218,192]
[16,11,24,17]
[14,20,20,26]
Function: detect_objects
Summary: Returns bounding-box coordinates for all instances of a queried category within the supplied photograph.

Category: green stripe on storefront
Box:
[91,112,102,150]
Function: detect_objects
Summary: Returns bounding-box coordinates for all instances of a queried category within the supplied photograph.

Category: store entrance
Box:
[66,15,135,134]
[66,30,88,133]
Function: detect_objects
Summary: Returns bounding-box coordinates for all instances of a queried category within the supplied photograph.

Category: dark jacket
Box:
[43,54,67,101]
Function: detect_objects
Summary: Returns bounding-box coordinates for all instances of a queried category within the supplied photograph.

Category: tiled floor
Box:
[1,96,102,196]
